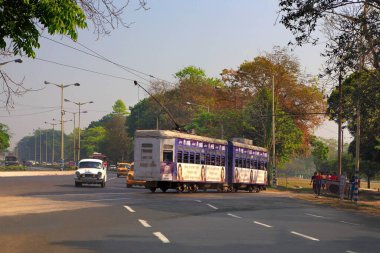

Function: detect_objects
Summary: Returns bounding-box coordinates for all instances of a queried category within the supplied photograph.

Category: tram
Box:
[134,130,268,193]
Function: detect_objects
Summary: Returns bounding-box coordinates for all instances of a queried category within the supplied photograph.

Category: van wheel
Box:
[160,187,168,193]
[101,181,106,188]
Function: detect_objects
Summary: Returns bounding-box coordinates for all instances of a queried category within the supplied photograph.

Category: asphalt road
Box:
[0,172,379,253]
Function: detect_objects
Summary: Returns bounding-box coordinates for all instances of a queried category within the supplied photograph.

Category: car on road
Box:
[74,159,107,188]
[109,164,117,171]
[126,163,145,188]
[116,162,130,177]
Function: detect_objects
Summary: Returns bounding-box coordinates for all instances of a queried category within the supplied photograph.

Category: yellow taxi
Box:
[126,163,145,188]
[116,162,131,178]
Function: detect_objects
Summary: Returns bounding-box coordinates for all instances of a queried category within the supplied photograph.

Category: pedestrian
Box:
[315,172,322,197]
[349,175,355,200]
[310,172,317,194]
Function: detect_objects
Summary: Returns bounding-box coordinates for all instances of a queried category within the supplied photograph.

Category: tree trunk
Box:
[367,176,370,189]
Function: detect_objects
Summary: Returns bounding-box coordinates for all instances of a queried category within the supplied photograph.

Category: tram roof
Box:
[135,130,267,151]
[135,130,227,145]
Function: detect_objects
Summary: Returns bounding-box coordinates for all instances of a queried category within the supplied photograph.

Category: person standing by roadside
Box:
[315,172,322,197]
[310,172,317,194]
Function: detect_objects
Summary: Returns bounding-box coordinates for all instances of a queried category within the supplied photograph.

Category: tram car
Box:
[133,130,268,193]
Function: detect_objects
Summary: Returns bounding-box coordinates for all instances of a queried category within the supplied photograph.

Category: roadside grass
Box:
[272,177,380,216]
[0,166,26,171]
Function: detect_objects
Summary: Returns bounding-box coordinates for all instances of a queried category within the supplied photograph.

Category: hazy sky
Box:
[1,0,351,149]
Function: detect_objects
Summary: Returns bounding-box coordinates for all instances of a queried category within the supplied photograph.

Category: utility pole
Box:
[272,75,277,187]
[338,72,343,176]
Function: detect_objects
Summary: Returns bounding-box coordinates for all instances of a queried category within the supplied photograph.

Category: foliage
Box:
[112,99,128,115]
[101,115,131,163]
[310,136,329,170]
[0,123,10,150]
[279,0,380,73]
[80,126,106,158]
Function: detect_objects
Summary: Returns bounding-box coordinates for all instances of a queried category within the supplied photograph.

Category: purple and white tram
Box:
[134,130,268,193]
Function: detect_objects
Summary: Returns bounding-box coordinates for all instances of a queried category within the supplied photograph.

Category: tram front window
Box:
[163,150,173,163]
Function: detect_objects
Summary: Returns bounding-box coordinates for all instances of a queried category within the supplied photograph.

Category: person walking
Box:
[310,172,317,194]
[315,172,322,197]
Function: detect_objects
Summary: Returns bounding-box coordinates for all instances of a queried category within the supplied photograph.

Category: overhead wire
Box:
[41,35,176,88]
[0,108,60,117]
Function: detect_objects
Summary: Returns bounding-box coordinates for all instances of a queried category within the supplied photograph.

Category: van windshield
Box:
[79,162,101,169]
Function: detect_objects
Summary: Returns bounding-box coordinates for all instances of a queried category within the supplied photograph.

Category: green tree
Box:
[80,126,106,158]
[310,136,329,171]
[0,123,10,150]
[102,115,131,163]
[279,0,380,72]
[112,99,128,115]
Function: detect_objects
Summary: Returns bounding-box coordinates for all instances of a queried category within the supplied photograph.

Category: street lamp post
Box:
[45,121,58,163]
[44,81,80,170]
[0,59,22,66]
[63,110,88,163]
[64,99,93,161]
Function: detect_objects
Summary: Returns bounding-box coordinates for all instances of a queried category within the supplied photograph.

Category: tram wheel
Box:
[150,187,156,193]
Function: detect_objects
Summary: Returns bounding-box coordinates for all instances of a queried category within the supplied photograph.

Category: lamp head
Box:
[74,83,80,86]
[64,99,70,102]
[44,81,49,85]
[15,59,22,63]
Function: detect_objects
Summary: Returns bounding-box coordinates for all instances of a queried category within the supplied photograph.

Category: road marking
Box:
[290,231,320,241]
[346,251,358,253]
[194,200,202,203]
[123,206,135,213]
[138,219,151,228]
[153,232,170,243]
[227,213,242,219]
[253,221,272,228]
[340,221,360,226]
[86,197,130,202]
[305,213,325,219]
[207,204,218,210]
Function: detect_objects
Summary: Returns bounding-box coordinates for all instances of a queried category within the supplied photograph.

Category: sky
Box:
[1,0,352,150]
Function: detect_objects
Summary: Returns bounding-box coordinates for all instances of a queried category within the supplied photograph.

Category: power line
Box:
[41,35,176,87]
[0,108,60,117]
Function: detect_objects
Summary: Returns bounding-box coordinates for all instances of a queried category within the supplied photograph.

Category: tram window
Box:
[189,152,195,164]
[221,156,226,166]
[177,151,183,163]
[195,153,201,164]
[235,158,239,168]
[210,155,215,165]
[242,159,247,168]
[239,158,243,168]
[163,150,173,162]
[183,151,189,163]
[206,154,211,165]
[215,155,220,166]
[141,143,153,161]
[201,153,206,165]
[142,143,153,148]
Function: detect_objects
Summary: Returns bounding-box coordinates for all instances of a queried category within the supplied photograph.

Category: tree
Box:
[328,70,380,186]
[1,0,148,107]
[112,99,128,115]
[0,123,10,150]
[102,114,131,163]
[310,136,329,171]
[80,126,106,158]
[279,0,380,73]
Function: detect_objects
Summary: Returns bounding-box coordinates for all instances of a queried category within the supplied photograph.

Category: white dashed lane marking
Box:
[291,231,320,241]
[207,204,218,210]
[123,206,135,213]
[340,221,360,226]
[305,213,325,219]
[227,213,242,219]
[346,250,359,253]
[194,200,202,203]
[138,219,152,228]
[253,221,272,228]
[153,232,170,243]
